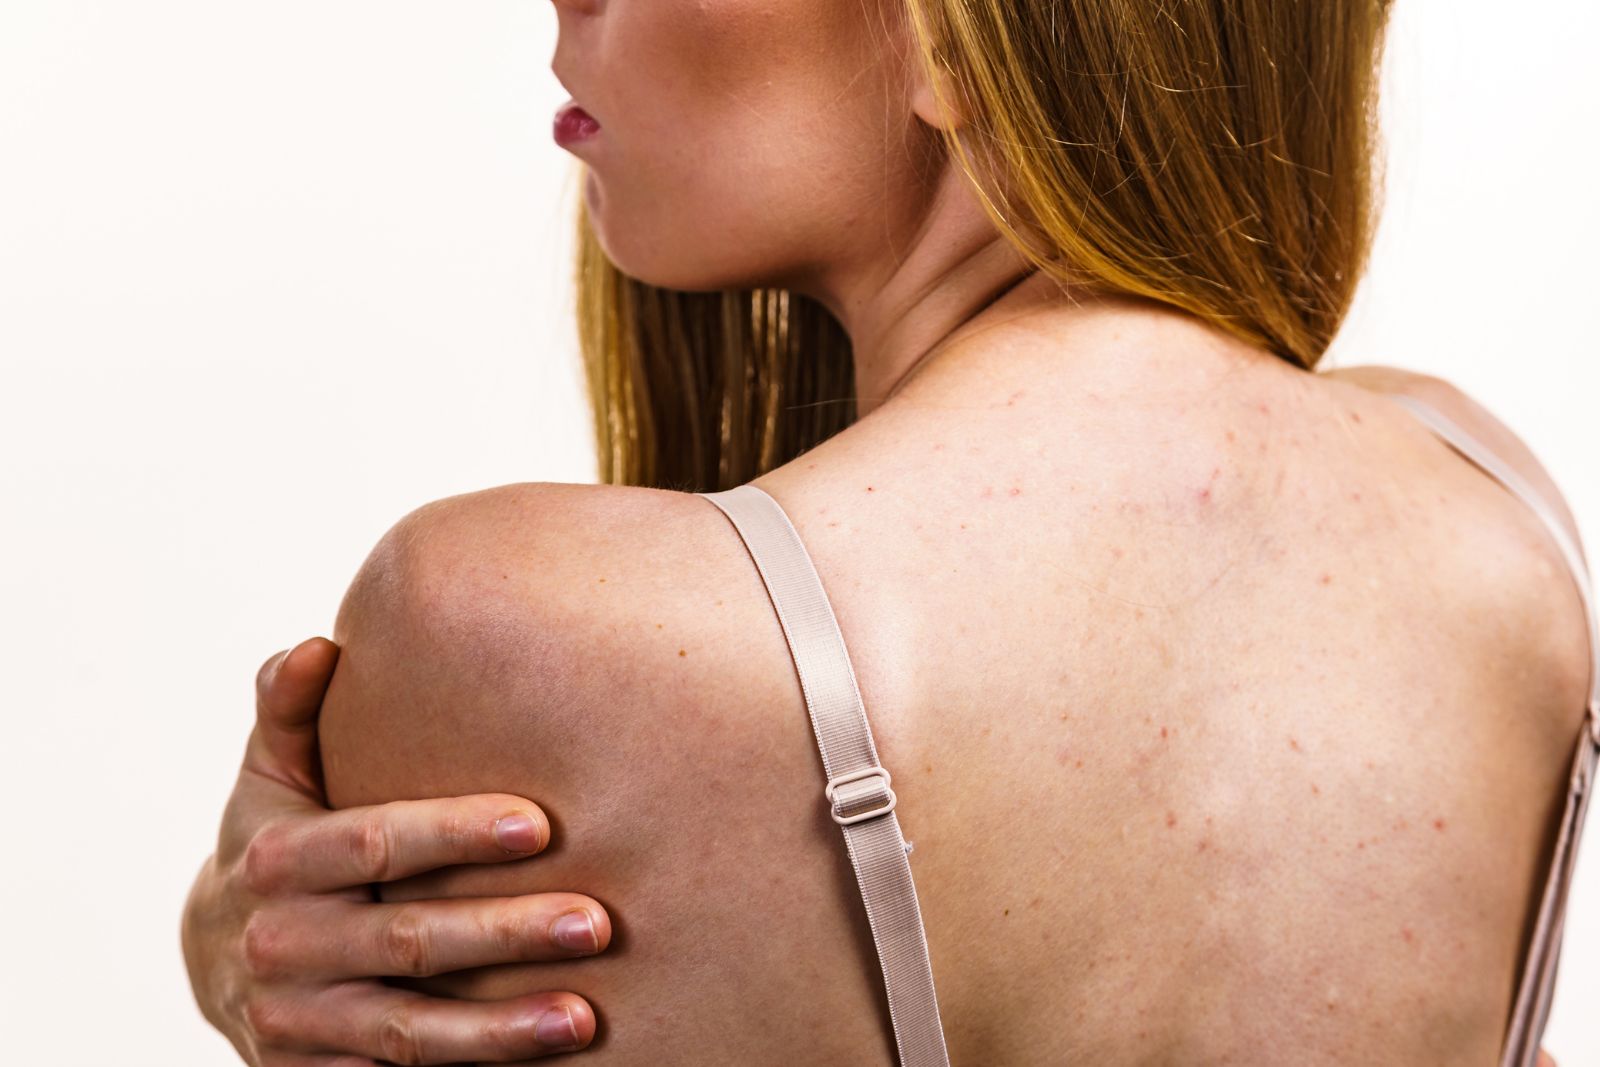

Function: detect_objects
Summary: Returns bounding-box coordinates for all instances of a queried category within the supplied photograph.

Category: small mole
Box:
[866,486,875,492]
[716,599,724,606]
[1165,811,1178,828]
[1059,712,1070,721]
[1160,726,1169,740]
[656,622,663,629]
[598,577,607,583]
[1075,759,1083,768]
[1289,737,1302,752]
[808,463,817,469]
[1318,573,1333,585]
[1003,908,1010,916]
[1433,817,1447,832]
[828,521,840,527]
[959,523,968,530]
[678,649,686,657]
[924,763,933,774]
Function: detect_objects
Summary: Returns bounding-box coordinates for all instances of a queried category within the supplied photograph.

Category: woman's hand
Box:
[181,637,612,1064]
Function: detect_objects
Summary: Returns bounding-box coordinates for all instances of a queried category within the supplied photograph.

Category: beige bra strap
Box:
[699,484,953,1067]
[1384,392,1600,1067]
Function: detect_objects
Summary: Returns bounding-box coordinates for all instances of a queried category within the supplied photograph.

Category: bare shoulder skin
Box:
[318,308,1591,1065]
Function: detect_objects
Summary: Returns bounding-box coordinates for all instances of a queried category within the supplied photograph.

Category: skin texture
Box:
[309,0,1593,1062]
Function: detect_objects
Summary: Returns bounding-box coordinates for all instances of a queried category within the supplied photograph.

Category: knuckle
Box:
[241,991,293,1045]
[348,817,397,884]
[375,1003,428,1066]
[240,825,289,896]
[380,908,435,977]
[240,911,285,981]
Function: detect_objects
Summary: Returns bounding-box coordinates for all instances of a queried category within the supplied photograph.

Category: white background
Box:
[1,1,1595,1062]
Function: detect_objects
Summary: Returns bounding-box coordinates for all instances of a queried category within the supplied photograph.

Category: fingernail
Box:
[494,813,542,853]
[552,909,598,952]
[535,1006,579,1049]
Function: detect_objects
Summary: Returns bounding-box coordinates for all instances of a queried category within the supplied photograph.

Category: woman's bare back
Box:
[319,310,1591,1064]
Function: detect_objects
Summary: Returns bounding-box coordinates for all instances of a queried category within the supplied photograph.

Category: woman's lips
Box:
[553,100,601,147]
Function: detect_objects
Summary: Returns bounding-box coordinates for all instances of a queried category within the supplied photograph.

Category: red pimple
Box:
[1433,817,1447,832]
[1289,737,1302,752]
[1160,726,1169,739]
[1225,429,1237,443]
[1401,926,1415,944]
[1351,411,1363,424]
[1009,486,1022,496]
[1165,811,1178,828]
[1318,572,1333,585]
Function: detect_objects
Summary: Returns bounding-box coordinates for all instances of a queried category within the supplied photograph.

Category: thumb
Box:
[244,636,341,798]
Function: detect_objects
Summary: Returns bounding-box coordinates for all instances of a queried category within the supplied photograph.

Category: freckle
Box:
[1364,759,1376,770]
[1357,840,1366,849]
[1075,759,1083,768]
[1311,782,1320,795]
[1160,726,1168,739]
[808,462,817,468]
[1197,839,1210,852]
[1030,895,1043,908]
[933,443,944,451]
[1289,737,1302,752]
[959,523,967,530]
[678,649,686,657]
[1003,908,1010,916]
[1060,712,1069,720]
[1318,572,1333,585]
[716,599,723,606]
[1225,429,1236,443]
[598,577,607,583]
[1401,927,1415,944]
[925,764,933,774]
[656,622,663,629]
[1433,817,1446,832]
[1258,442,1267,453]
[1165,811,1178,828]
[1205,816,1213,825]
[828,521,840,527]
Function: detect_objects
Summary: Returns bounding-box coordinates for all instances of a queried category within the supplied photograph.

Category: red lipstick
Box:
[554,101,601,147]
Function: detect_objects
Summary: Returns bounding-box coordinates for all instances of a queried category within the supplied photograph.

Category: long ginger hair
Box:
[575,0,1391,492]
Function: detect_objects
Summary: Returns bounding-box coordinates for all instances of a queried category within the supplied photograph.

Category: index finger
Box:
[241,793,553,896]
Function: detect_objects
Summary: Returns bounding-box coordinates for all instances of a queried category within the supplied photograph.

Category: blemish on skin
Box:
[656,622,663,629]
[828,521,840,527]
[1318,572,1333,585]
[1111,546,1124,559]
[959,523,968,530]
[1433,817,1447,832]
[598,577,607,583]
[981,725,992,738]
[1311,782,1321,795]
[1351,411,1363,424]
[1003,908,1010,916]
[1030,896,1043,908]
[1357,840,1366,850]
[1258,402,1271,415]
[1393,817,1410,832]
[933,443,944,451]
[1401,926,1415,944]
[1165,811,1178,828]
[678,649,686,657]
[1009,486,1022,496]
[716,599,723,606]
[1225,429,1237,443]
[1075,759,1084,769]
[924,764,934,775]
[980,486,994,499]
[1350,491,1362,502]
[1160,726,1169,740]
[1289,737,1302,752]
[1197,838,1211,852]
[866,486,875,492]
[1060,712,1070,721]
[1056,747,1072,766]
